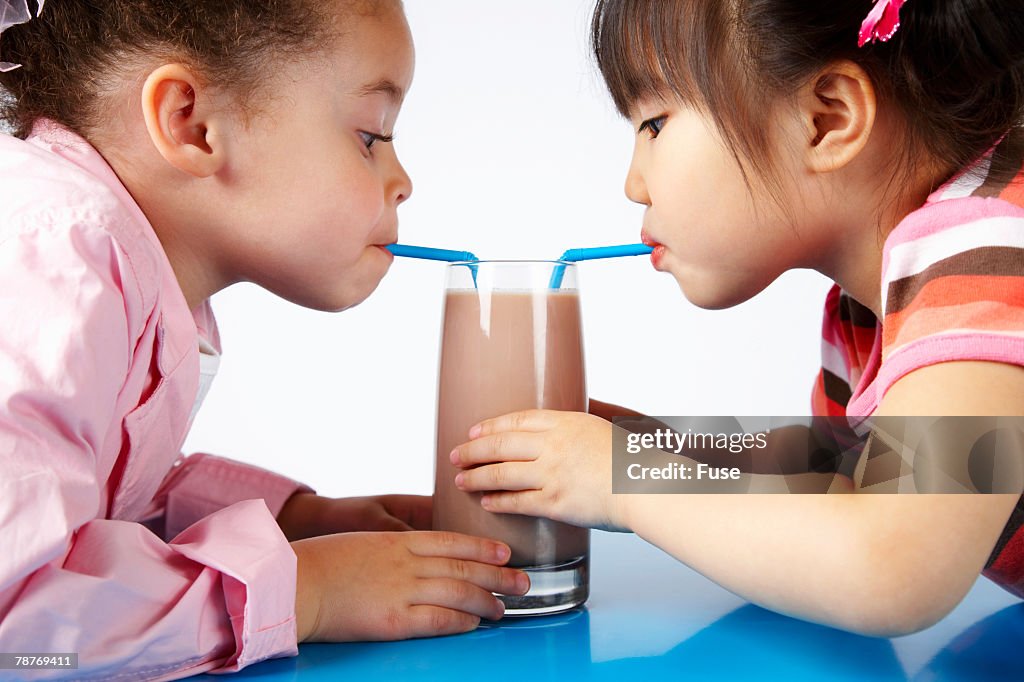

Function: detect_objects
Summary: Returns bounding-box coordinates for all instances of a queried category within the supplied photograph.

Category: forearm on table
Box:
[277,491,320,542]
[619,486,1015,636]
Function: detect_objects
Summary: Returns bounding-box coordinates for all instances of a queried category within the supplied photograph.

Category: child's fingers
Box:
[413,578,506,621]
[378,494,433,530]
[481,491,547,517]
[403,605,481,638]
[418,557,530,596]
[450,432,542,467]
[405,531,512,565]
[468,409,558,439]
[455,462,540,493]
[613,416,673,437]
[589,398,644,420]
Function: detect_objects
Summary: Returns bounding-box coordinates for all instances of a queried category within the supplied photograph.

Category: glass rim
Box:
[446,259,577,267]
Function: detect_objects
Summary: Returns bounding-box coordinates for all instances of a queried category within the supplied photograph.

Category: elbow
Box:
[835,594,953,638]
[829,546,971,638]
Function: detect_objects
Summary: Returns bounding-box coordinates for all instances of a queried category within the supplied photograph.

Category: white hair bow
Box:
[0,0,44,72]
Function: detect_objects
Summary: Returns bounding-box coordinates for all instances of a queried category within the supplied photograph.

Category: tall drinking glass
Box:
[433,261,590,616]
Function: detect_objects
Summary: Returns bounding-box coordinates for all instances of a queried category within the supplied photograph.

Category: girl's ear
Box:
[798,60,876,174]
[140,64,229,178]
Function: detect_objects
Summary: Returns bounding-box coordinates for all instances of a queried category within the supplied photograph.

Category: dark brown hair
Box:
[592,0,1024,195]
[0,0,342,140]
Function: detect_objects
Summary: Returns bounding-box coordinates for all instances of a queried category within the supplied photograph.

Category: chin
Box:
[313,282,379,313]
[332,268,398,312]
[268,252,393,312]
[679,286,741,310]
[673,272,766,311]
[269,276,376,313]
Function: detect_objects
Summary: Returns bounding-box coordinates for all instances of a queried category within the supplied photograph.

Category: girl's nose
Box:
[624,152,650,206]
[390,158,413,206]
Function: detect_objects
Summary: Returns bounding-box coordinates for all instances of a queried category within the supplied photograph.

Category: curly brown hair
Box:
[0,0,353,140]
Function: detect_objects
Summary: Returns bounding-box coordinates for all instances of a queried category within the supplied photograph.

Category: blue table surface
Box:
[197,530,1024,681]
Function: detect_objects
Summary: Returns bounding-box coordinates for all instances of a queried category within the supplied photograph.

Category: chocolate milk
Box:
[434,289,589,567]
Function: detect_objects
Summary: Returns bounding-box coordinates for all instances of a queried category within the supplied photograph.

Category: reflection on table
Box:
[196,531,1024,681]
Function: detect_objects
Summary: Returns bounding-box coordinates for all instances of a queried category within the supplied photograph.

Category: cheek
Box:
[685,162,759,240]
[267,130,384,227]
[344,172,387,226]
[646,159,720,241]
[306,165,386,244]
[340,184,386,255]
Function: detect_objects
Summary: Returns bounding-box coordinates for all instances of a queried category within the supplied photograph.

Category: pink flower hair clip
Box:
[858,0,908,47]
[0,0,44,72]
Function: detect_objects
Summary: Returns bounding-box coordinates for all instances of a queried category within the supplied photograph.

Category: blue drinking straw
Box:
[386,243,479,285]
[386,244,478,262]
[549,243,654,288]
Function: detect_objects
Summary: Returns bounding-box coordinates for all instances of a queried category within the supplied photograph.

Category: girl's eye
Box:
[638,115,667,139]
[359,131,394,150]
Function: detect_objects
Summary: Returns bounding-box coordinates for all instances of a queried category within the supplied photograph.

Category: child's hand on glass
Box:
[450,409,630,533]
[277,493,433,541]
[291,531,528,641]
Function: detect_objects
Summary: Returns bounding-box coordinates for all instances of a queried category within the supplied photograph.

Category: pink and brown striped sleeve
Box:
[874,132,1024,597]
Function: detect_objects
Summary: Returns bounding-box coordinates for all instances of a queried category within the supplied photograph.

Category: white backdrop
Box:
[182,0,834,497]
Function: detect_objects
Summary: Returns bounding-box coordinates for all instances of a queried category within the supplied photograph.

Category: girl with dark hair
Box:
[453,0,1024,635]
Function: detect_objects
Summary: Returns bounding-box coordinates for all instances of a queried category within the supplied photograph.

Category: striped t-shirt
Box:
[810,129,1024,597]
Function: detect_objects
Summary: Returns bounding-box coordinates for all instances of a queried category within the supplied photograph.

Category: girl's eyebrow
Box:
[357,78,405,103]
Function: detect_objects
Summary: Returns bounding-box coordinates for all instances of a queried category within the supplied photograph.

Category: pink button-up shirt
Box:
[0,121,315,679]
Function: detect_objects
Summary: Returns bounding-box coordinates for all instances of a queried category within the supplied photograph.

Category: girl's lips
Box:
[375,244,395,259]
[641,229,663,248]
[641,230,666,269]
[650,244,666,270]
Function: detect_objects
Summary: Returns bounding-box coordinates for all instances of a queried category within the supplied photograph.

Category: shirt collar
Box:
[26,119,221,369]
